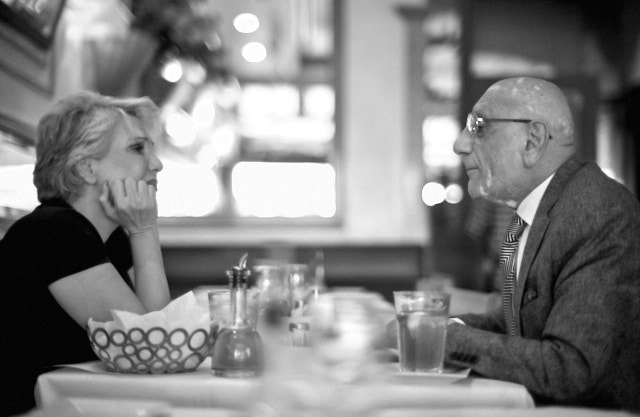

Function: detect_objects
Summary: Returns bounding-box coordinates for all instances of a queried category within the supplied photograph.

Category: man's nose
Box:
[453,129,472,155]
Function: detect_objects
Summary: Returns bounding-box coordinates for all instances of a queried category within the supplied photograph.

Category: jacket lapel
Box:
[513,158,584,334]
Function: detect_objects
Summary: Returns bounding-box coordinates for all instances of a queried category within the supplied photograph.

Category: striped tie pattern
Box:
[500,214,526,336]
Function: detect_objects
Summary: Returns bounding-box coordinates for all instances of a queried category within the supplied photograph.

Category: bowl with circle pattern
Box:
[88,324,213,374]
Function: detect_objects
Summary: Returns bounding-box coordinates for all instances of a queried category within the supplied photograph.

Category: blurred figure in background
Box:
[0,92,170,415]
[447,77,640,410]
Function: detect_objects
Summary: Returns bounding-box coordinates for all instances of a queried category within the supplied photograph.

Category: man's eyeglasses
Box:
[466,113,533,137]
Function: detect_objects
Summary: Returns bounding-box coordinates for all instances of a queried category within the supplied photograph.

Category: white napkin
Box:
[88,291,209,333]
[87,292,211,371]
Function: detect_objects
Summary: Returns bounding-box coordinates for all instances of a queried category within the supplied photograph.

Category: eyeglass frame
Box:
[465,113,553,140]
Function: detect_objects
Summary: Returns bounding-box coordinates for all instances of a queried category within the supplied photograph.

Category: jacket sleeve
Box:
[455,305,505,333]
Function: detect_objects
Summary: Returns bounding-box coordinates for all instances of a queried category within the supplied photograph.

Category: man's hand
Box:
[384,318,398,349]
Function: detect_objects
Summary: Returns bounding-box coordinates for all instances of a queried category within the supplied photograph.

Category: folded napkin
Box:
[88,291,209,333]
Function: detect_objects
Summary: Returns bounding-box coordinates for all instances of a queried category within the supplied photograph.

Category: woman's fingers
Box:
[102,178,158,233]
[99,182,117,219]
[124,177,138,201]
[99,182,110,206]
[148,182,157,202]
[112,178,153,207]
[109,179,127,207]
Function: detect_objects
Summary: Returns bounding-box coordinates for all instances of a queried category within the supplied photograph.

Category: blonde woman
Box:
[0,92,170,415]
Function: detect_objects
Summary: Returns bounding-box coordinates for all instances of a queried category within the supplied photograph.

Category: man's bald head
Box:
[484,77,575,147]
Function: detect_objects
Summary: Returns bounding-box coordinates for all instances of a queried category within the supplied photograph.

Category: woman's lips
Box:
[147,179,158,190]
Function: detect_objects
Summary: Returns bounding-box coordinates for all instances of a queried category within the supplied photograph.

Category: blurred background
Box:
[1,0,639,302]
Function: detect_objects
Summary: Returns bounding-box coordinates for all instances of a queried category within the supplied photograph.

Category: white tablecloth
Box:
[35,356,535,416]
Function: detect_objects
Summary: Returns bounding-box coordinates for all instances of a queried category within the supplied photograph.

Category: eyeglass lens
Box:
[466,114,478,135]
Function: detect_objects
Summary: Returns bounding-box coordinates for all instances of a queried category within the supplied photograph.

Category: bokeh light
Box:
[160,58,183,83]
[241,42,267,63]
[233,13,260,34]
[445,183,464,204]
[421,182,446,206]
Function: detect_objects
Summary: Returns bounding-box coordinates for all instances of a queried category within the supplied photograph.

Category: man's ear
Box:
[75,159,98,185]
[523,121,550,167]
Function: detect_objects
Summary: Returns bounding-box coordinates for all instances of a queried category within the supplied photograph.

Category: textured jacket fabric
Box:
[446,158,640,410]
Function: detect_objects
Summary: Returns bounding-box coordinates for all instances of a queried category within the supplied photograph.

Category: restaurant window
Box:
[143,0,341,225]
[0,125,36,238]
[0,0,340,232]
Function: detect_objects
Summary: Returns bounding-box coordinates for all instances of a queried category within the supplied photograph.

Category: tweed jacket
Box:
[446,158,640,410]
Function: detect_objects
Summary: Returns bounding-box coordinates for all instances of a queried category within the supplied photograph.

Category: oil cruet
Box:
[210,253,264,377]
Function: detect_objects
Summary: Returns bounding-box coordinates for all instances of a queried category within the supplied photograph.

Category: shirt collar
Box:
[41,197,71,208]
[516,173,555,226]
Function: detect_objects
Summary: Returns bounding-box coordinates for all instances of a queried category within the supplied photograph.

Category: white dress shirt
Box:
[515,173,555,280]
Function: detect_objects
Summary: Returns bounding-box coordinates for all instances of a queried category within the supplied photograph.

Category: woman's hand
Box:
[99,178,169,311]
[99,178,158,235]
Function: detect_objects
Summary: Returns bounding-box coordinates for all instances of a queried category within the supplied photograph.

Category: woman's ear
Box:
[523,121,550,167]
[76,159,98,185]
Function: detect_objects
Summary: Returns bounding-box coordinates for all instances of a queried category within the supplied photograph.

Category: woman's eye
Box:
[130,143,145,153]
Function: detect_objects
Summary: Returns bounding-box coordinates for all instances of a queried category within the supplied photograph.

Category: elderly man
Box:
[446,77,640,410]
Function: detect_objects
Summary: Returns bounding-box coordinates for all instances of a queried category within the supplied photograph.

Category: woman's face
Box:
[95,113,163,189]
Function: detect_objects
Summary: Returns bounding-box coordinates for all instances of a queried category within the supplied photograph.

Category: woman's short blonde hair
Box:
[33,91,162,202]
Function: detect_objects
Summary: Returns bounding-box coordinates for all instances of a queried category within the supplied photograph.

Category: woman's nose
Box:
[150,153,163,172]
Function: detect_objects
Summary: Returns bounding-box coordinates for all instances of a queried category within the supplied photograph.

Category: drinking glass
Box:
[287,263,310,316]
[208,288,260,332]
[393,290,450,373]
[310,292,384,383]
[253,264,291,318]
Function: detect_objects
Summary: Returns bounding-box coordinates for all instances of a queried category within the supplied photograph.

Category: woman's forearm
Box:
[129,226,170,311]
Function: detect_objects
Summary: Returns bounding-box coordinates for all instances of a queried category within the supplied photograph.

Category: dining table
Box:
[32,356,638,417]
[33,347,538,417]
[26,287,638,417]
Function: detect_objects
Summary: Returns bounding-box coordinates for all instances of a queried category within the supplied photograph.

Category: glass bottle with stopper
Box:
[211,253,264,377]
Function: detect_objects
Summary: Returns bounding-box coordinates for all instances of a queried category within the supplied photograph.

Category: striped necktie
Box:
[500,214,527,336]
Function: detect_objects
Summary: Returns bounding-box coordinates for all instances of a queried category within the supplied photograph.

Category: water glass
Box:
[393,290,450,373]
[253,264,291,318]
[310,292,384,383]
[208,288,260,331]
